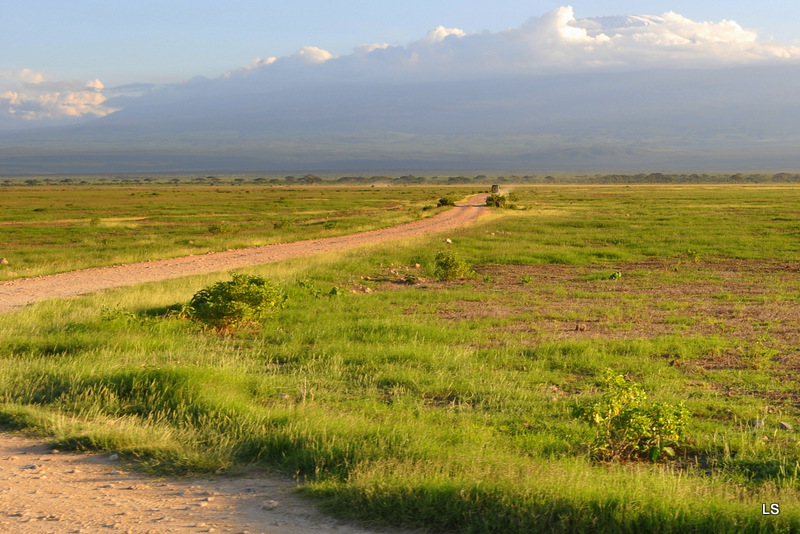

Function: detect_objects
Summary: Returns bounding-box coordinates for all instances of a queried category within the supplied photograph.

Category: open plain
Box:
[2,183,800,533]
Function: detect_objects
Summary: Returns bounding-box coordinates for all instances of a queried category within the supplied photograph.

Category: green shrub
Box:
[273,219,294,230]
[687,249,701,262]
[582,369,689,461]
[437,196,456,207]
[188,274,286,330]
[403,272,420,284]
[208,222,235,234]
[297,278,322,298]
[485,193,506,208]
[434,251,473,281]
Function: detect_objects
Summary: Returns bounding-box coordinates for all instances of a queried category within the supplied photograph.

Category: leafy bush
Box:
[485,193,506,208]
[297,278,322,298]
[437,196,457,207]
[188,274,286,330]
[273,219,294,230]
[434,251,473,281]
[208,222,235,235]
[582,370,689,461]
[403,272,420,284]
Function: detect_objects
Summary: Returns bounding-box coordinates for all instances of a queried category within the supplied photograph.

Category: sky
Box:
[2,2,800,127]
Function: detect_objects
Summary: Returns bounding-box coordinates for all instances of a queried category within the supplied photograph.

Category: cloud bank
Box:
[4,5,800,137]
[0,69,117,123]
[224,5,800,84]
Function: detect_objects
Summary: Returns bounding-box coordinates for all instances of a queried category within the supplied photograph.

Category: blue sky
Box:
[3,1,799,87]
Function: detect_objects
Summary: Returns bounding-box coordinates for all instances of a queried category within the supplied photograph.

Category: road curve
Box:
[0,195,488,313]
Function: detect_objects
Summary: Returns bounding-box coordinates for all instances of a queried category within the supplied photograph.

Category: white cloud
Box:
[230,5,800,84]
[292,46,335,65]
[18,68,46,84]
[420,25,467,44]
[86,78,105,91]
[224,46,334,78]
[0,69,117,121]
[354,43,390,55]
[512,6,797,68]
[223,56,277,77]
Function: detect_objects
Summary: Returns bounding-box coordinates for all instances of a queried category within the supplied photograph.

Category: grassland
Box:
[0,185,473,280]
[2,184,800,532]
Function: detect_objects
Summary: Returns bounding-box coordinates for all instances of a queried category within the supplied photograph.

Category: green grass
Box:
[2,184,800,532]
[0,184,477,280]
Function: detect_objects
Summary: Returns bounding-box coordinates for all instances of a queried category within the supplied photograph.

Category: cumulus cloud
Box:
[223,46,334,78]
[354,43,390,56]
[292,46,335,65]
[223,56,277,77]
[17,68,46,84]
[227,5,799,85]
[0,69,117,121]
[410,5,800,73]
[419,25,468,44]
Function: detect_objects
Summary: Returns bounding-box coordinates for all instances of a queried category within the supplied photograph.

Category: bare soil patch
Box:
[410,260,800,365]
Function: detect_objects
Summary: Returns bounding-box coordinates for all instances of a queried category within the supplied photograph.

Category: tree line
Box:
[5,172,800,187]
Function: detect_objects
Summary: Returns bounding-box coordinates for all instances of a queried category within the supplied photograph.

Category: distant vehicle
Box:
[491,185,500,193]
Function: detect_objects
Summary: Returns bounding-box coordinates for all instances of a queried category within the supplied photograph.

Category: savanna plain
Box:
[2,183,800,533]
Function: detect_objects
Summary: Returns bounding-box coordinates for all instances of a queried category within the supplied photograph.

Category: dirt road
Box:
[0,433,416,534]
[0,195,487,313]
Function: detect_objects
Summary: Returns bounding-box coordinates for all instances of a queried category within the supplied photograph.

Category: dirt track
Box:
[0,433,417,534]
[0,195,487,313]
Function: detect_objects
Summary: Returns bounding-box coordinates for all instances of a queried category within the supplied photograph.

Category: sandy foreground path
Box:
[0,195,487,313]
[0,434,416,534]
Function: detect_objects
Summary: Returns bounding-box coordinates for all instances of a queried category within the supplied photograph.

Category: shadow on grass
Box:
[307,479,797,534]
[138,303,185,318]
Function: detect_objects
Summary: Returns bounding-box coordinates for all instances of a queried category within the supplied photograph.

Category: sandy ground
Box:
[0,433,417,534]
[0,196,487,314]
